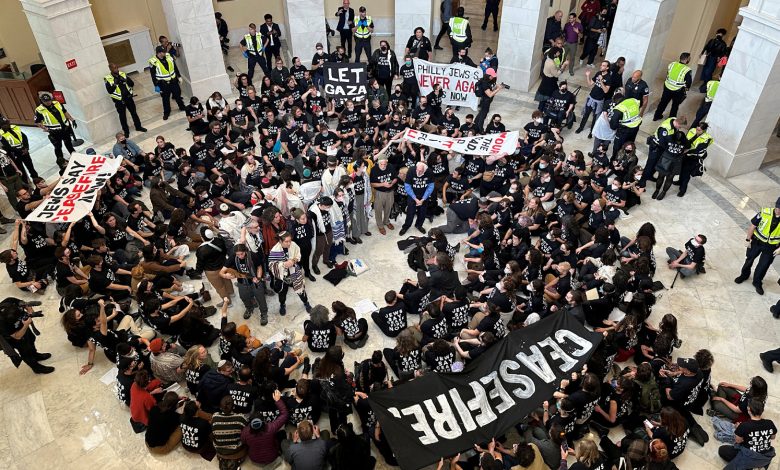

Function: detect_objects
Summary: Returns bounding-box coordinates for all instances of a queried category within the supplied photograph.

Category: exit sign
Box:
[65,59,77,69]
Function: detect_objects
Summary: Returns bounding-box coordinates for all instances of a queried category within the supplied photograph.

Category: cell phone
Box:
[561,440,569,452]
[644,419,654,429]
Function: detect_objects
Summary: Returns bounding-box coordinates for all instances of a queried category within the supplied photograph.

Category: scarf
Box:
[309,201,345,245]
[268,241,304,293]
[321,166,346,196]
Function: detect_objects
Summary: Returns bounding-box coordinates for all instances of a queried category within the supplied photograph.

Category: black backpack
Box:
[407,245,427,271]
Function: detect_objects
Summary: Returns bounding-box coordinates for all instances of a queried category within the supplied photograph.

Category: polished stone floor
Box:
[1,6,780,470]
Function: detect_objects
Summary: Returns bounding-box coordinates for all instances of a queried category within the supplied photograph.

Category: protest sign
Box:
[402,128,519,155]
[368,314,602,470]
[414,58,483,110]
[324,63,368,102]
[26,153,122,223]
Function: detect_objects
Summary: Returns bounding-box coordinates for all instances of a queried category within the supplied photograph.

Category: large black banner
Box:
[369,314,602,469]
[324,62,368,103]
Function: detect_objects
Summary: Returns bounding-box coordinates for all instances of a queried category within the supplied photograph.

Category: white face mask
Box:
[509,188,517,194]
[527,284,534,292]
[535,118,543,124]
[547,233,554,240]
[539,163,547,169]
[690,238,699,247]
[635,174,642,181]
[200,192,208,198]
[504,267,512,274]
[612,184,620,190]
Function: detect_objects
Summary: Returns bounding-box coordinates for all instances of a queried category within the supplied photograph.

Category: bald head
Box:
[631,70,642,82]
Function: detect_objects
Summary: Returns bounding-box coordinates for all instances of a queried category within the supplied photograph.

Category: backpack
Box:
[407,245,427,271]
[637,378,662,415]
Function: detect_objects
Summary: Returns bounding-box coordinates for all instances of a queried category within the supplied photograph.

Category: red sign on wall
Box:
[52,91,66,104]
[65,59,77,69]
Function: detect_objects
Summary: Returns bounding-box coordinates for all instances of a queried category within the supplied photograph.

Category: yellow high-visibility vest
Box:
[148,53,176,81]
[35,101,67,129]
[754,208,780,245]
[705,80,719,103]
[664,61,691,91]
[104,72,131,101]
[243,33,263,54]
[449,17,468,43]
[0,125,24,148]
[354,16,372,39]
[613,98,642,128]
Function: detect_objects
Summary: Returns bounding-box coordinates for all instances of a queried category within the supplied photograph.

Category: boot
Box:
[260,311,268,326]
[243,308,253,320]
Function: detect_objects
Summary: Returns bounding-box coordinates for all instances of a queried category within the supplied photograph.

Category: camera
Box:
[500,82,511,89]
[22,311,44,321]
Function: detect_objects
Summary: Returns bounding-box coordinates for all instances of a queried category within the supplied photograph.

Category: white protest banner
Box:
[26,153,123,223]
[413,58,483,110]
[401,128,519,156]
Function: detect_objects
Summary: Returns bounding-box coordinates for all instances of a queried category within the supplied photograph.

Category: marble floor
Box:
[2,7,780,470]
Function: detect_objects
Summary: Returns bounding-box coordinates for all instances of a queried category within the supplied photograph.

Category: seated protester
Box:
[86,254,132,300]
[483,113,506,134]
[473,276,519,320]
[382,327,422,379]
[227,366,259,416]
[197,360,234,413]
[145,391,182,454]
[543,261,573,305]
[554,371,602,435]
[576,226,612,260]
[148,337,186,386]
[418,252,461,300]
[96,213,143,264]
[578,249,618,290]
[354,350,388,394]
[372,290,409,338]
[115,355,144,405]
[573,175,596,217]
[283,378,321,427]
[419,302,450,346]
[424,338,457,373]
[517,279,548,319]
[14,182,52,219]
[591,376,637,432]
[185,96,211,135]
[711,375,768,422]
[252,345,303,391]
[0,229,50,294]
[54,246,89,296]
[549,289,586,325]
[645,407,689,460]
[229,98,253,136]
[441,286,472,332]
[242,389,289,466]
[522,111,548,156]
[718,399,777,470]
[331,301,369,349]
[210,173,252,210]
[666,234,706,278]
[181,345,215,395]
[329,421,375,470]
[601,176,627,218]
[568,438,608,470]
[212,396,248,463]
[303,304,337,353]
[462,154,485,189]
[623,165,646,213]
[283,420,329,470]
[453,331,497,362]
[180,400,215,460]
[130,369,163,433]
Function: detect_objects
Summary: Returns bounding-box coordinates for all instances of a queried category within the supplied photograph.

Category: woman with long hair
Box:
[711,375,768,422]
[145,391,182,454]
[331,300,369,349]
[181,345,214,394]
[569,437,607,469]
[382,327,421,380]
[647,406,689,460]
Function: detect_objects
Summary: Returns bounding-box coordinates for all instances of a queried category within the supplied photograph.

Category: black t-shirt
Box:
[668,371,703,407]
[314,131,339,152]
[370,164,396,192]
[180,415,212,451]
[304,322,337,352]
[443,299,470,331]
[116,372,135,405]
[653,426,689,459]
[682,239,705,267]
[311,52,328,75]
[227,382,258,414]
[424,349,456,373]
[524,122,548,142]
[284,395,319,426]
[376,305,408,337]
[568,389,599,423]
[290,219,314,244]
[589,70,612,101]
[624,79,650,102]
[420,316,449,343]
[6,260,31,283]
[405,171,432,199]
[279,127,300,156]
[736,419,777,453]
[569,457,607,470]
[89,267,117,293]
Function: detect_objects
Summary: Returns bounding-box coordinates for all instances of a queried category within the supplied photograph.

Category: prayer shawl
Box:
[309,201,345,245]
[321,166,346,196]
[268,241,305,294]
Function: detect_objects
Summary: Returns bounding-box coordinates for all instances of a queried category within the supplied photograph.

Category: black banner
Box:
[368,314,602,470]
[324,62,368,103]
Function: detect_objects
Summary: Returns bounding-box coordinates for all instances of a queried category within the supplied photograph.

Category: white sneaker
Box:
[579,59,584,66]
[179,284,196,295]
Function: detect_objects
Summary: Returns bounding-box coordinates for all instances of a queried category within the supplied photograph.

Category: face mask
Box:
[612,184,620,190]
[317,49,323,53]
[547,233,554,240]
[405,61,411,66]
[236,105,243,110]
[690,239,699,247]
[509,187,517,194]
[381,46,387,52]
[504,267,512,274]
[535,118,543,124]
[336,196,344,202]
[539,163,547,169]
[527,284,534,292]
[200,192,208,198]
[635,174,642,181]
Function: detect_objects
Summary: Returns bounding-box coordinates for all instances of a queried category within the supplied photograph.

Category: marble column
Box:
[19,0,119,143]
[705,0,780,177]
[394,0,433,61]
[283,0,327,68]
[605,0,678,84]
[161,0,231,99]
[495,0,548,92]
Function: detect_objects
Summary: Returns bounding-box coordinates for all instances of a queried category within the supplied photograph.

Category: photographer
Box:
[0,298,53,374]
[474,68,504,132]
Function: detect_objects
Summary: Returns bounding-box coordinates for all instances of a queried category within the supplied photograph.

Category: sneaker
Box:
[759,353,774,373]
[279,304,286,316]
[243,309,252,319]
[260,312,268,326]
[302,357,311,375]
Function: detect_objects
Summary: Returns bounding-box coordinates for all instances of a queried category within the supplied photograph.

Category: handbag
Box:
[697,52,708,65]
[348,258,369,276]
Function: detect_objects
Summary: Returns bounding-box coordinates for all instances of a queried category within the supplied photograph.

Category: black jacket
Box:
[335,6,355,31]
[196,237,227,271]
[197,369,233,412]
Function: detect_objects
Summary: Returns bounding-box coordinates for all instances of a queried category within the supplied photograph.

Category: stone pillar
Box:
[19,0,118,143]
[283,0,327,68]
[705,0,780,177]
[161,0,231,99]
[606,0,678,85]
[394,0,432,61]
[495,0,548,92]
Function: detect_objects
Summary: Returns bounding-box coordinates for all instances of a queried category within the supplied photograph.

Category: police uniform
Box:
[353,13,374,63]
[104,71,146,136]
[33,96,75,169]
[0,298,53,374]
[240,30,268,83]
[448,13,472,53]
[653,59,692,121]
[0,121,37,180]
[148,48,186,119]
[609,97,642,157]
[692,79,718,128]
[736,200,780,294]
[677,128,712,197]
[641,117,678,183]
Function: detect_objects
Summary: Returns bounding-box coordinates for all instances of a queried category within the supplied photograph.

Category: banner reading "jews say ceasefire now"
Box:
[402,128,519,155]
[368,314,602,470]
[414,58,483,110]
[26,153,122,223]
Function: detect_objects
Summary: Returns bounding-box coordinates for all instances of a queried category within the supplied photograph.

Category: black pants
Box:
[580,37,598,65]
[377,76,393,96]
[114,99,143,134]
[246,53,268,83]
[277,282,309,308]
[403,197,428,230]
[641,145,661,182]
[475,98,492,131]
[265,45,281,72]
[434,23,448,48]
[159,80,185,117]
[740,239,775,287]
[653,87,686,121]
[692,100,711,128]
[612,126,639,158]
[355,38,371,63]
[48,128,75,168]
[482,4,499,29]
[8,150,38,180]
[762,346,780,363]
[6,328,44,371]
[678,156,699,195]
[298,241,313,276]
[339,29,353,56]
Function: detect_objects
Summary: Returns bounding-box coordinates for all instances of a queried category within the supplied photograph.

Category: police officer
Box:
[653,52,692,121]
[623,70,650,117]
[474,68,503,132]
[240,23,267,82]
[352,6,374,63]
[104,63,147,138]
[609,94,642,158]
[0,118,38,181]
[692,74,719,128]
[641,115,686,184]
[148,46,186,121]
[34,93,76,169]
[735,197,780,295]
[0,298,53,374]
[677,122,713,197]
[448,7,472,55]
